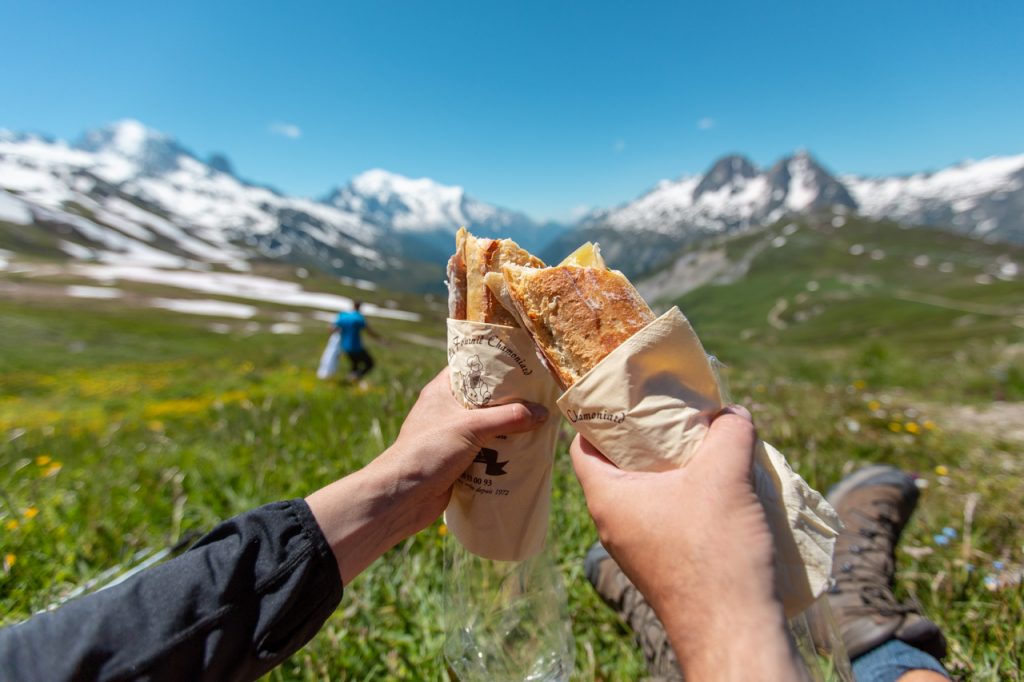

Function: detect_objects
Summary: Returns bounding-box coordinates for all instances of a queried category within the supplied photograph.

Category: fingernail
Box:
[526,403,549,423]
[720,404,752,421]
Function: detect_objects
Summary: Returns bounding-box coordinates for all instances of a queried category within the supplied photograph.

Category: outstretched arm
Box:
[570,407,809,682]
[0,369,547,681]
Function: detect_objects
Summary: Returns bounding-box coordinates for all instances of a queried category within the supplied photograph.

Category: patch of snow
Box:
[73,264,420,321]
[913,255,930,268]
[784,155,818,211]
[312,311,337,323]
[0,190,33,224]
[150,297,258,318]
[339,275,378,291]
[270,322,302,334]
[59,240,96,259]
[66,285,123,299]
[771,236,787,248]
[849,244,865,256]
[208,323,232,334]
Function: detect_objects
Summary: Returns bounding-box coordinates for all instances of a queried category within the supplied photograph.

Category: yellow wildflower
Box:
[144,398,211,419]
[42,462,62,477]
[853,379,866,390]
[888,422,903,433]
[35,455,52,466]
[147,420,165,432]
[23,507,38,520]
[438,523,448,537]
[935,465,949,476]
[4,519,18,531]
[923,420,937,431]
[3,554,14,571]
[868,400,881,411]
[905,422,920,434]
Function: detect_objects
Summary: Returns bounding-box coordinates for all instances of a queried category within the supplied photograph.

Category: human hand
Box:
[307,368,547,583]
[367,368,548,533]
[571,407,805,680]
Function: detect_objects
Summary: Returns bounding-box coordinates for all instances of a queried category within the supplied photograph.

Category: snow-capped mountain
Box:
[0,120,389,280]
[3,119,1023,291]
[0,120,564,289]
[843,155,1024,243]
[549,150,1024,277]
[324,168,561,254]
[579,151,856,236]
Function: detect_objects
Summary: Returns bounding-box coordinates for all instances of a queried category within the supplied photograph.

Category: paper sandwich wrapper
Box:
[557,307,842,616]
[446,318,562,562]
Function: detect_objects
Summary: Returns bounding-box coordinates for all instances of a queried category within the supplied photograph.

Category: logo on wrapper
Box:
[453,354,494,406]
[473,447,508,476]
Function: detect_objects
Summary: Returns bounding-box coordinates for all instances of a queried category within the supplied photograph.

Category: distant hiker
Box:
[321,301,380,381]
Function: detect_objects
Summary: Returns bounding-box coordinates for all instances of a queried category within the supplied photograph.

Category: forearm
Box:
[0,500,342,682]
[305,451,435,584]
[306,465,401,583]
[658,593,809,681]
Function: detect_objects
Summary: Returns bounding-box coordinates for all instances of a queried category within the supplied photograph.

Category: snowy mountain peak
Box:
[76,119,164,156]
[693,154,758,198]
[765,151,857,213]
[74,120,192,178]
[348,168,466,209]
[322,168,557,251]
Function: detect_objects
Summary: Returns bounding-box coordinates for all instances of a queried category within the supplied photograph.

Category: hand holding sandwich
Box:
[571,407,810,682]
[307,369,548,584]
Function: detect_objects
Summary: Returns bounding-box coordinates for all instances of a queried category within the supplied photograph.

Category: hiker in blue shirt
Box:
[333,301,380,380]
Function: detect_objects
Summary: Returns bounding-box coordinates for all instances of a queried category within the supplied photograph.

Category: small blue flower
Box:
[942,527,957,538]
[933,534,950,546]
[965,563,975,573]
[984,575,999,589]
[993,561,1005,571]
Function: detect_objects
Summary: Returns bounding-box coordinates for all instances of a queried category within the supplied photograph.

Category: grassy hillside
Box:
[670,217,1024,401]
[1,220,1022,679]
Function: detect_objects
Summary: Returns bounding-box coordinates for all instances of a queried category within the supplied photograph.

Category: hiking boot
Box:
[826,465,947,660]
[584,542,684,681]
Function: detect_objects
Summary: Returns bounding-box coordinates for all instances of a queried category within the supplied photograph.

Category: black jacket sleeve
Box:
[0,499,343,681]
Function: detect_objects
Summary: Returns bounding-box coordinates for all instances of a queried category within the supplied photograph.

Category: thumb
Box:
[569,435,622,493]
[464,401,548,443]
[689,405,757,485]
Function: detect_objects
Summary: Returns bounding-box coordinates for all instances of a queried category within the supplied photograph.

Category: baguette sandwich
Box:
[447,227,545,325]
[498,245,655,389]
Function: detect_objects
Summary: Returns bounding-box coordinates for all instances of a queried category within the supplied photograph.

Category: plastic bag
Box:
[443,318,574,680]
[317,331,340,379]
[443,527,574,681]
[712,357,854,681]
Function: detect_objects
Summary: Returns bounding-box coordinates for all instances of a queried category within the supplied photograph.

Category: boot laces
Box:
[833,499,917,616]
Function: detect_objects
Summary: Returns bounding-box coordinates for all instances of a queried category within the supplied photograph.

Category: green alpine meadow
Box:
[2,215,1022,679]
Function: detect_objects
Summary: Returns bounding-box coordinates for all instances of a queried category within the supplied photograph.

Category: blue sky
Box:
[3,0,1022,221]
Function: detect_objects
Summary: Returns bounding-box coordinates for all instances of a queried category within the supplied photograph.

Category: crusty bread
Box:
[460,231,544,325]
[501,263,655,388]
[447,227,468,320]
[463,233,491,322]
